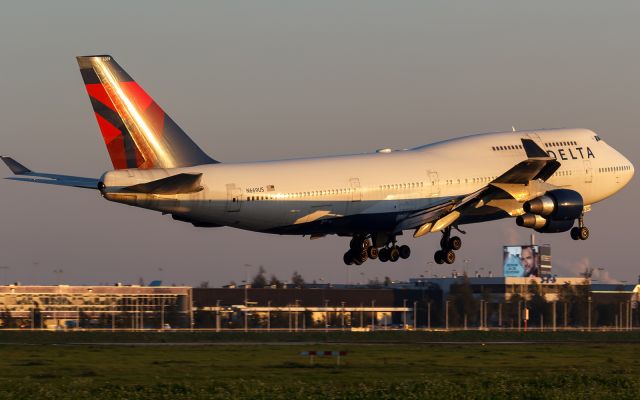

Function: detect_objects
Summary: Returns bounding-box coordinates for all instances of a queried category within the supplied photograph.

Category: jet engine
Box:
[523,189,583,220]
[517,189,583,233]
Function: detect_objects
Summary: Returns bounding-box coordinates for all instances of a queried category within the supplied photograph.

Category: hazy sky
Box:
[0,1,638,286]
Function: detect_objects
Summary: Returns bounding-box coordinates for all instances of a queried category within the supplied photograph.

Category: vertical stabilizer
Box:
[77,55,216,169]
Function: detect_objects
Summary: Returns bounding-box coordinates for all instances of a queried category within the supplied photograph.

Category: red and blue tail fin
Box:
[77,55,216,169]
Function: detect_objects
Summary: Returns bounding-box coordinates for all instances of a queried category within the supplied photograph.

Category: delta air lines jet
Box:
[2,55,635,265]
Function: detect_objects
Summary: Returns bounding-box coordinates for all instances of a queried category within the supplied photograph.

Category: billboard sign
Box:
[503,245,551,277]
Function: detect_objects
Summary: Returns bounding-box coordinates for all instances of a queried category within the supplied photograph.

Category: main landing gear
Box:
[343,235,411,265]
[434,227,462,265]
[570,214,590,241]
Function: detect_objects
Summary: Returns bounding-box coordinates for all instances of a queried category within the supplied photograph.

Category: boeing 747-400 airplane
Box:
[2,55,635,265]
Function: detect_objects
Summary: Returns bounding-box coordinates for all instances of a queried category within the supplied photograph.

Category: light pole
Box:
[341,301,345,331]
[324,299,329,332]
[413,301,418,330]
[294,299,300,332]
[629,300,633,331]
[518,300,522,331]
[267,300,271,332]
[403,299,407,328]
[484,300,488,329]
[588,296,592,331]
[619,301,624,331]
[427,301,432,330]
[161,302,165,331]
[445,300,450,330]
[216,300,221,332]
[371,300,376,331]
[243,264,252,306]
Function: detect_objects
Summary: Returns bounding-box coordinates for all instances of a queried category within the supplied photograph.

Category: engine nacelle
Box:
[516,214,547,230]
[523,189,583,221]
[516,214,575,233]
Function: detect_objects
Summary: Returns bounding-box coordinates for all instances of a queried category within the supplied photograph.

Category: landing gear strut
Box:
[570,214,589,241]
[343,234,411,265]
[434,227,461,265]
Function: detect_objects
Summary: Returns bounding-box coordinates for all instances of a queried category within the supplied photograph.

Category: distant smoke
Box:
[554,257,618,283]
[591,268,619,284]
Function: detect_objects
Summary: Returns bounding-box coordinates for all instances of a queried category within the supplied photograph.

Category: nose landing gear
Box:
[570,214,589,241]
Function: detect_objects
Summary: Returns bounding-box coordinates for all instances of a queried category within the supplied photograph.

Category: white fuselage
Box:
[100,128,634,235]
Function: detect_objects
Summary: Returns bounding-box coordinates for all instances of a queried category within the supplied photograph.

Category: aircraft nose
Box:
[623,155,634,184]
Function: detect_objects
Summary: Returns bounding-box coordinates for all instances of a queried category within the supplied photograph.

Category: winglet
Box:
[521,139,548,158]
[1,156,32,175]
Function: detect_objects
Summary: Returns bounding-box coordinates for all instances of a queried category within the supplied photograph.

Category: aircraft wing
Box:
[394,138,560,235]
[1,156,99,190]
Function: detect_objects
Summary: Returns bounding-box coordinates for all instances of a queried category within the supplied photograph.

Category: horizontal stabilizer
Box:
[122,173,203,195]
[2,156,99,189]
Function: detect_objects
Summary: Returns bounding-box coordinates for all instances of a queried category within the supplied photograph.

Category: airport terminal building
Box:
[0,285,192,330]
[0,276,637,331]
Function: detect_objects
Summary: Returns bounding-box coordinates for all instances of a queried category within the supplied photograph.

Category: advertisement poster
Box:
[503,245,551,277]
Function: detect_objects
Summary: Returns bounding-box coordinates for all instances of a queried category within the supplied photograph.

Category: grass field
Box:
[1,329,640,344]
[0,332,639,399]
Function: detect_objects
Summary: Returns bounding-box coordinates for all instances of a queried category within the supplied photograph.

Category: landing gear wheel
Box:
[378,247,389,262]
[389,246,400,262]
[399,245,411,259]
[357,248,368,263]
[367,247,379,260]
[444,250,456,264]
[353,256,363,266]
[434,250,445,264]
[570,227,580,241]
[343,251,354,265]
[448,236,462,251]
[578,226,589,240]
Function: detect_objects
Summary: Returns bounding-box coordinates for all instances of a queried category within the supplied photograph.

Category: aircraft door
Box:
[583,160,593,183]
[427,171,440,197]
[226,184,242,212]
[350,178,362,201]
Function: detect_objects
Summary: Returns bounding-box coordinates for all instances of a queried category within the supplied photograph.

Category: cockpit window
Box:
[594,135,602,142]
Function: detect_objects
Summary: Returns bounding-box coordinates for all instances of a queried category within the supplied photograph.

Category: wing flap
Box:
[493,159,561,184]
